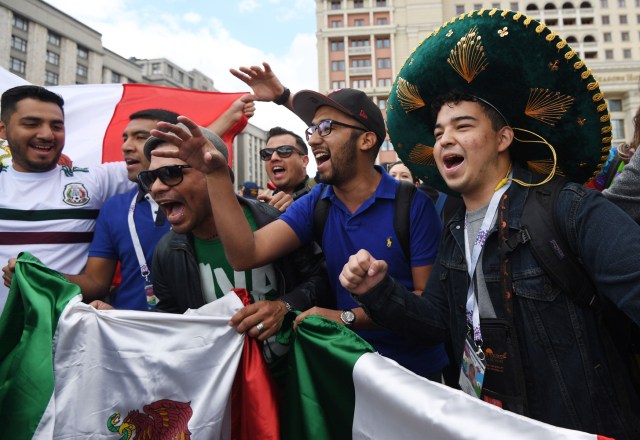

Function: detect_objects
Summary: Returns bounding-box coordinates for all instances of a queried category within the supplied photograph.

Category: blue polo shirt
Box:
[89,188,170,310]
[281,166,447,376]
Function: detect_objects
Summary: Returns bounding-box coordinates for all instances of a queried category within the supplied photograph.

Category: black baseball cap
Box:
[292,88,386,147]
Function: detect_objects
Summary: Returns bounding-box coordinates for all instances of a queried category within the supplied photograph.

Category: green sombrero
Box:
[387,8,612,193]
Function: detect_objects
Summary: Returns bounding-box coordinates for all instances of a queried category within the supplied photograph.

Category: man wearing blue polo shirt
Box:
[150,72,448,379]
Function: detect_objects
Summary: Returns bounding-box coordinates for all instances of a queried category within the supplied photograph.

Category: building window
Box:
[618,0,625,5]
[354,19,365,26]
[111,72,121,83]
[45,70,59,85]
[492,2,500,7]
[376,0,387,6]
[602,15,610,24]
[152,63,161,74]
[378,98,387,109]
[351,39,369,47]
[605,49,614,59]
[623,48,632,58]
[352,79,372,88]
[376,37,390,48]
[168,65,174,76]
[77,46,89,60]
[178,71,184,83]
[456,4,465,14]
[474,3,482,9]
[621,31,630,41]
[354,0,363,8]
[10,57,26,74]
[351,58,371,67]
[331,41,345,51]
[608,99,623,112]
[377,57,391,68]
[332,60,345,71]
[331,80,346,89]
[331,19,343,28]
[600,0,608,6]
[77,64,88,77]
[603,32,612,41]
[619,15,628,24]
[46,50,60,65]
[331,1,341,9]
[11,35,27,52]
[637,14,640,23]
[188,77,194,88]
[13,15,28,31]
[510,2,519,9]
[48,32,61,47]
[376,17,388,25]
[380,140,392,151]
[611,119,625,139]
[377,78,392,87]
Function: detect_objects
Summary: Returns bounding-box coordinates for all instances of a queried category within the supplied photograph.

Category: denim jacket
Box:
[357,165,640,439]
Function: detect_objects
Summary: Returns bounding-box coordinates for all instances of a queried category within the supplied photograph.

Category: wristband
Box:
[274,87,290,105]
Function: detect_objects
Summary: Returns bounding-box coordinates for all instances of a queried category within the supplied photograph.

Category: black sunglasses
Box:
[259,145,305,161]
[305,119,367,141]
[137,164,192,192]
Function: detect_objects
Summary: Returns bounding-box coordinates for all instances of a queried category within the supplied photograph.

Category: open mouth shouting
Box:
[157,200,185,223]
[442,153,464,173]
[314,150,331,171]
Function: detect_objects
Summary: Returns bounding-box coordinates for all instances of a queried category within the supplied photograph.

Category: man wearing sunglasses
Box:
[258,126,316,211]
[151,65,446,380]
[143,124,330,379]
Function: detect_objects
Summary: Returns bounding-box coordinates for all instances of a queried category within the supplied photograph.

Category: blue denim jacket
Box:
[357,165,640,439]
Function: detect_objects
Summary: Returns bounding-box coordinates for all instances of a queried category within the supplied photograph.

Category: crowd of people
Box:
[2,9,640,439]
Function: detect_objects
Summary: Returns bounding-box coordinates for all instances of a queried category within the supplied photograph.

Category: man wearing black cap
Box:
[340,9,640,439]
[149,64,447,380]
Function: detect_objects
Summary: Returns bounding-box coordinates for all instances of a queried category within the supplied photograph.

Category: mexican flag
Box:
[0,66,247,167]
[284,316,610,440]
[0,252,279,439]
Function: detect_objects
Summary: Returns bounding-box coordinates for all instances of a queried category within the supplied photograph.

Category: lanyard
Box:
[463,179,511,351]
[128,192,154,283]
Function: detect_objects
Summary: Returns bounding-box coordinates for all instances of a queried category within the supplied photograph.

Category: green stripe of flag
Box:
[283,315,374,440]
[0,208,100,221]
[0,252,81,439]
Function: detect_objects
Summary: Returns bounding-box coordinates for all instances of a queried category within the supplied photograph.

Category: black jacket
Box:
[153,196,332,313]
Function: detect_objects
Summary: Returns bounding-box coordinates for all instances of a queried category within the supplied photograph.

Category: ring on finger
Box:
[256,322,265,333]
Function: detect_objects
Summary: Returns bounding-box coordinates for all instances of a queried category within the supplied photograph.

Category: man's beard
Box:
[317,132,359,186]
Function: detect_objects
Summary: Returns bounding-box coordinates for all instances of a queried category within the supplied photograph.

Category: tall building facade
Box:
[316,0,640,164]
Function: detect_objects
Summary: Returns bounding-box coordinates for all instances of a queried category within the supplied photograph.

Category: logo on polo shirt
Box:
[62,182,90,206]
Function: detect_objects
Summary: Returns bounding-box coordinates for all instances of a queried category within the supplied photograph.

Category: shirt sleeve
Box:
[409,189,443,267]
[92,162,136,202]
[279,184,324,245]
[88,196,118,259]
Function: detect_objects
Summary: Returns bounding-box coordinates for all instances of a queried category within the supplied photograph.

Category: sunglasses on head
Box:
[137,164,191,192]
[304,119,367,141]
[259,145,305,161]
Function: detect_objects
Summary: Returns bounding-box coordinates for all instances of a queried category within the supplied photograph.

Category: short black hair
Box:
[266,126,308,154]
[430,90,508,132]
[1,85,64,123]
[129,109,179,125]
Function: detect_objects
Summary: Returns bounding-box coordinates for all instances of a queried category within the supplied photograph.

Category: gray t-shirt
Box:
[465,205,497,319]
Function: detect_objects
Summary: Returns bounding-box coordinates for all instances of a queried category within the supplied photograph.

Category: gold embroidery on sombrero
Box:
[513,11,523,20]
[556,40,567,50]
[548,60,560,71]
[577,117,586,126]
[523,16,532,26]
[525,89,574,126]
[396,78,425,113]
[408,144,436,166]
[498,27,508,37]
[526,159,564,177]
[446,29,453,37]
[447,26,488,84]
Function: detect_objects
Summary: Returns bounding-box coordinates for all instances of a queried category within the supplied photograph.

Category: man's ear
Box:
[497,126,514,153]
[0,120,6,140]
[302,154,309,167]
[359,131,378,153]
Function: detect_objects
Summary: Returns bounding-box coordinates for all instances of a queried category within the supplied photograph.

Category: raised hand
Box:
[339,249,389,295]
[150,116,228,175]
[230,62,285,102]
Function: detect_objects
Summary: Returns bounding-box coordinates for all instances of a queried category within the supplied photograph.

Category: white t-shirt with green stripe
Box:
[0,163,133,311]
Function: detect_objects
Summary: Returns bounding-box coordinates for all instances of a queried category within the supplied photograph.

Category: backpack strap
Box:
[394,180,416,262]
[312,185,331,246]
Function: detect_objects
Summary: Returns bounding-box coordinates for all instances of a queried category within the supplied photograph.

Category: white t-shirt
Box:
[0,163,134,311]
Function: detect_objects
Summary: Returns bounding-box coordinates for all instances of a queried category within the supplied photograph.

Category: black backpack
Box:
[312,180,416,262]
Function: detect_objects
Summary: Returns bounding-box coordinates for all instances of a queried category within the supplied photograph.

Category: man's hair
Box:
[631,105,640,150]
[1,85,64,123]
[266,126,308,154]
[430,90,508,132]
[129,109,179,125]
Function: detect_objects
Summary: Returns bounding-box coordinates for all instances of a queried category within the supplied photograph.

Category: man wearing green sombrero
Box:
[342,9,640,438]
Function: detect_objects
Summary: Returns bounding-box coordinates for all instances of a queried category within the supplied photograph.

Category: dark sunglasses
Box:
[259,145,305,161]
[137,164,191,192]
[305,119,367,141]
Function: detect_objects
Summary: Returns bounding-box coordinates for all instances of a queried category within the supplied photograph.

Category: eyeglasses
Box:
[259,145,305,161]
[305,119,367,141]
[137,164,192,192]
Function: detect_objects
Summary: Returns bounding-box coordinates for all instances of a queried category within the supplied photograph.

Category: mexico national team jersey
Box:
[0,163,133,311]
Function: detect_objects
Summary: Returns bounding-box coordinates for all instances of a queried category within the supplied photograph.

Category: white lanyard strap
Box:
[464,180,511,347]
[128,193,150,283]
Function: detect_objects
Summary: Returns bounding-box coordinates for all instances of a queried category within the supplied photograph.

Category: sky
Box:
[45,0,319,171]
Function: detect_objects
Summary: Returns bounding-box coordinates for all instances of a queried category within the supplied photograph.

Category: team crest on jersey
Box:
[63,183,90,206]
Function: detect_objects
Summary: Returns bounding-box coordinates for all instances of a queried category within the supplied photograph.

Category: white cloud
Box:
[182,12,202,23]
[238,0,259,13]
